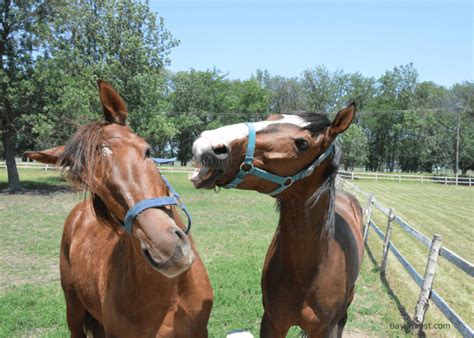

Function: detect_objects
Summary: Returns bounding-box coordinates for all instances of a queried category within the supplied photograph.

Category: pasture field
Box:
[0,169,472,337]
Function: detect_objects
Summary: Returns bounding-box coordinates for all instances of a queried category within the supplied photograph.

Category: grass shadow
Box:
[0,176,71,195]
[364,243,418,336]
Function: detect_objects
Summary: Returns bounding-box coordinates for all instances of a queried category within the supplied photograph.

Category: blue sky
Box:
[150,0,473,87]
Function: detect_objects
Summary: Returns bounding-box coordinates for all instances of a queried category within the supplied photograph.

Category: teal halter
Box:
[224,122,334,196]
[122,158,191,235]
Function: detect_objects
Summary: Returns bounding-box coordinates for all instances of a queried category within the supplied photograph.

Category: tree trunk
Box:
[2,128,20,192]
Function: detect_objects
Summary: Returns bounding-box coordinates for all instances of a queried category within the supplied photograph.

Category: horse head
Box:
[25,81,194,278]
[191,103,356,197]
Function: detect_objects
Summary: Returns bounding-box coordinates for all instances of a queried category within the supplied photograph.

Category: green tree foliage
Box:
[27,0,178,153]
[339,124,368,171]
[1,0,54,191]
[301,65,340,112]
[169,69,228,164]
[2,0,472,180]
[255,69,304,113]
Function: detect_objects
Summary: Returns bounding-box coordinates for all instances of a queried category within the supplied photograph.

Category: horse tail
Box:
[83,311,104,338]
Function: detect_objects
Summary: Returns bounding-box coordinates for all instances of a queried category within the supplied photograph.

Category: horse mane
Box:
[294,112,340,237]
[305,141,340,237]
[58,121,121,231]
[58,121,109,191]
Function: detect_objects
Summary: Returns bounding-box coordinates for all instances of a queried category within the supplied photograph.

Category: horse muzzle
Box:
[190,137,230,189]
[135,211,194,278]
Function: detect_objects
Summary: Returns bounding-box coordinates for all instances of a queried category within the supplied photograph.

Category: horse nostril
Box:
[174,228,191,256]
[174,229,185,240]
[212,144,229,156]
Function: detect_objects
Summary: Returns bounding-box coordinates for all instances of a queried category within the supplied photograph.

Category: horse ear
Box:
[330,102,356,135]
[24,145,65,165]
[98,80,128,125]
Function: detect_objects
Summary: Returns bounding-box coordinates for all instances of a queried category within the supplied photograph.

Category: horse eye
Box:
[145,148,151,158]
[295,138,310,152]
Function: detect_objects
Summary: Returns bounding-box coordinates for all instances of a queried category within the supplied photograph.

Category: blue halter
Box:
[122,158,192,235]
[224,122,334,196]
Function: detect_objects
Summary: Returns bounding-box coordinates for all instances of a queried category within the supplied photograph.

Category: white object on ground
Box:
[226,330,254,338]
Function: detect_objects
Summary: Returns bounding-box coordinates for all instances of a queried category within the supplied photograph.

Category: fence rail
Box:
[339,170,473,186]
[339,178,474,336]
[0,161,194,173]
[4,163,473,186]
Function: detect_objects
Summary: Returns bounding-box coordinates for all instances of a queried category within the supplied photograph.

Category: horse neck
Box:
[277,165,333,271]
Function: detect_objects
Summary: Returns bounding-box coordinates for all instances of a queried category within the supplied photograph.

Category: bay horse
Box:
[25,81,212,337]
[191,103,364,337]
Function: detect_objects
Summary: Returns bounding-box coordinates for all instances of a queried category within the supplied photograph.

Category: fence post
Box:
[470,177,472,186]
[399,174,401,183]
[421,176,423,184]
[381,208,395,274]
[375,173,378,182]
[412,234,442,332]
[351,171,354,181]
[444,177,447,185]
[363,193,375,245]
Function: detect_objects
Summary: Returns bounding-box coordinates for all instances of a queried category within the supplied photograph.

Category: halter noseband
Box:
[121,158,192,235]
[224,122,334,196]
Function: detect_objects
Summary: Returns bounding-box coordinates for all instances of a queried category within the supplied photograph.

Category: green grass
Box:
[0,169,471,337]
[350,179,473,336]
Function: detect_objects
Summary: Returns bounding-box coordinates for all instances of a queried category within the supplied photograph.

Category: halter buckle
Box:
[240,162,253,172]
[283,177,293,186]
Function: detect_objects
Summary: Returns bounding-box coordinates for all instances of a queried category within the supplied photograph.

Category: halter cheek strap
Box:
[122,160,192,235]
[224,122,334,196]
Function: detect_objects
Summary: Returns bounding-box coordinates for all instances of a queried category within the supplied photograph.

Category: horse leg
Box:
[260,312,288,338]
[63,281,106,337]
[335,313,348,338]
[63,287,87,338]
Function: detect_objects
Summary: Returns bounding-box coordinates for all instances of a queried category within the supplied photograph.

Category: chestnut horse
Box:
[191,104,363,337]
[25,81,212,337]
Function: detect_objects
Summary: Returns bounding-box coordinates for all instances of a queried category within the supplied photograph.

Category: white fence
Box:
[338,178,473,336]
[339,170,473,186]
[4,163,473,186]
[0,161,193,173]
[0,161,60,170]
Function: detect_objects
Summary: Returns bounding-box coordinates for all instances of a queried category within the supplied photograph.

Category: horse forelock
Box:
[297,112,331,136]
[59,121,109,191]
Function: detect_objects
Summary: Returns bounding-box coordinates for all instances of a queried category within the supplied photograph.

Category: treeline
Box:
[1,1,473,192]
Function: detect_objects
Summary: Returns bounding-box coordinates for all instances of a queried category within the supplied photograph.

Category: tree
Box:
[24,0,178,155]
[1,0,53,192]
[343,73,376,112]
[225,78,270,121]
[255,69,305,113]
[450,82,474,174]
[339,124,368,171]
[169,69,229,164]
[370,63,418,111]
[301,65,340,112]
